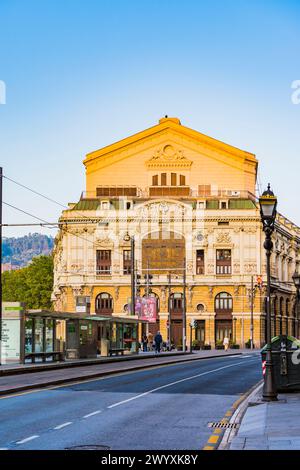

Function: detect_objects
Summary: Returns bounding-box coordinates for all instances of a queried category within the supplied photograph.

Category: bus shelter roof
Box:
[25,310,148,323]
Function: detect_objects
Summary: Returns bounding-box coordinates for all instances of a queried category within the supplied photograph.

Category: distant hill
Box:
[2,233,54,268]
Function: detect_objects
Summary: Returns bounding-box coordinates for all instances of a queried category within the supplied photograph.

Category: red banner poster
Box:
[139,297,157,323]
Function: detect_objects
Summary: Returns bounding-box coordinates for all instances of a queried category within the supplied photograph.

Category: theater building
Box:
[52,117,300,348]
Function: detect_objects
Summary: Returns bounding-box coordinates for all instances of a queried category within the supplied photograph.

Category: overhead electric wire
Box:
[3,173,103,223]
[3,202,58,228]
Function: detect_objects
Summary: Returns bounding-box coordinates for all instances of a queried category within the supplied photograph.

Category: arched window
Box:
[215,292,233,312]
[286,299,290,317]
[280,297,284,316]
[273,297,278,316]
[95,293,113,315]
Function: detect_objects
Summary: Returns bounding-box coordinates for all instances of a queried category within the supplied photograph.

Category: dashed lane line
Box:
[16,435,39,445]
[83,410,102,418]
[53,422,72,430]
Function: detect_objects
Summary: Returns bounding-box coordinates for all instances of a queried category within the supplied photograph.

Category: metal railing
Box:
[80,187,257,201]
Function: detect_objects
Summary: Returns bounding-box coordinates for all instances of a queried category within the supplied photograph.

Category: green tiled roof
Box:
[228,199,256,209]
[206,200,219,209]
[72,199,100,211]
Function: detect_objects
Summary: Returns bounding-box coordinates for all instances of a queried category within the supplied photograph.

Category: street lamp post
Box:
[292,271,300,338]
[259,184,278,401]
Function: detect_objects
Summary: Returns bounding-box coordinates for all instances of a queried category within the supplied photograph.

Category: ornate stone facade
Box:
[53,117,300,347]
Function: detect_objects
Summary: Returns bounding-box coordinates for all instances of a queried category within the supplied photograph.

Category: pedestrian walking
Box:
[148,332,153,351]
[142,334,148,352]
[223,336,229,351]
[154,331,163,355]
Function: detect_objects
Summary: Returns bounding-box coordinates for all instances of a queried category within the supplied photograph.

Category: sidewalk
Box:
[230,386,300,450]
[0,349,248,396]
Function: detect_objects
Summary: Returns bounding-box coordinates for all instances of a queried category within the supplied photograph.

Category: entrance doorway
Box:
[171,320,183,347]
[215,320,232,343]
[169,292,183,347]
[195,320,205,346]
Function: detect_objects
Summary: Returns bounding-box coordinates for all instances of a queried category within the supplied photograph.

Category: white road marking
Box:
[53,422,72,430]
[108,360,254,409]
[83,410,102,418]
[16,435,39,444]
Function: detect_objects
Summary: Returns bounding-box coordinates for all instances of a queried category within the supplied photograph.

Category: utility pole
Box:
[130,236,135,316]
[183,258,186,352]
[250,275,254,349]
[146,259,150,296]
[0,167,2,366]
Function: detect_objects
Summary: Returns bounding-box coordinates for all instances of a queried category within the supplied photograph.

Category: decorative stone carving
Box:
[72,286,83,298]
[233,262,240,274]
[187,261,193,273]
[244,227,257,234]
[160,286,167,304]
[207,263,215,274]
[113,263,120,275]
[244,263,257,274]
[234,286,239,296]
[188,286,193,307]
[95,237,113,247]
[208,286,214,298]
[146,145,193,169]
[70,263,83,271]
[114,286,120,300]
[216,231,231,244]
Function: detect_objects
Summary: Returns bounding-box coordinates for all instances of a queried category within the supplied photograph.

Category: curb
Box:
[217,380,264,450]
[0,352,243,397]
[0,351,191,377]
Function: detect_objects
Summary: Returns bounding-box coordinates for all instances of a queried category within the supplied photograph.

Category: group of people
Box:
[141,331,164,354]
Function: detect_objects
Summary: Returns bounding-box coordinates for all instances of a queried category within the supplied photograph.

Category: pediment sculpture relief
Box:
[146,145,193,169]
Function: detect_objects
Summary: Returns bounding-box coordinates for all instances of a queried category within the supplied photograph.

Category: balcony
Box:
[148,186,191,197]
[78,187,257,202]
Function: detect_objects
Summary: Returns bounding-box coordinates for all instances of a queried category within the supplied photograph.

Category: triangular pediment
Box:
[84,117,257,169]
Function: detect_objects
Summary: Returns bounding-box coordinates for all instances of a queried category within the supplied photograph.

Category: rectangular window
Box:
[76,296,91,313]
[123,249,132,275]
[180,174,186,186]
[161,173,167,185]
[196,249,205,275]
[198,185,211,196]
[171,173,177,186]
[216,249,231,275]
[96,250,111,274]
[152,174,158,186]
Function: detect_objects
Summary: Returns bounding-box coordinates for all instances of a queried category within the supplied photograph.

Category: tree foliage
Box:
[2,255,54,309]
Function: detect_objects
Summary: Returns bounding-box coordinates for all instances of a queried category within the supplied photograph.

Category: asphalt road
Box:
[0,353,261,450]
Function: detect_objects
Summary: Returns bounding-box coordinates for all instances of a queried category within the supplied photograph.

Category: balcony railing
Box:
[80,187,257,201]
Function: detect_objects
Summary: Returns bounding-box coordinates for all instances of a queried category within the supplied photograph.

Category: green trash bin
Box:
[261,335,300,392]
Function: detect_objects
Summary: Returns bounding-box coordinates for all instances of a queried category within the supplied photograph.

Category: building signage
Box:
[1,319,21,362]
[1,302,24,364]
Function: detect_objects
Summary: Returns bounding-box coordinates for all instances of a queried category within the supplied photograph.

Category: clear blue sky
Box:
[1,0,300,237]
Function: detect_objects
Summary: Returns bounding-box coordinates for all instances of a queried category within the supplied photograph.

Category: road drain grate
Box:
[65,445,111,450]
[208,422,239,429]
